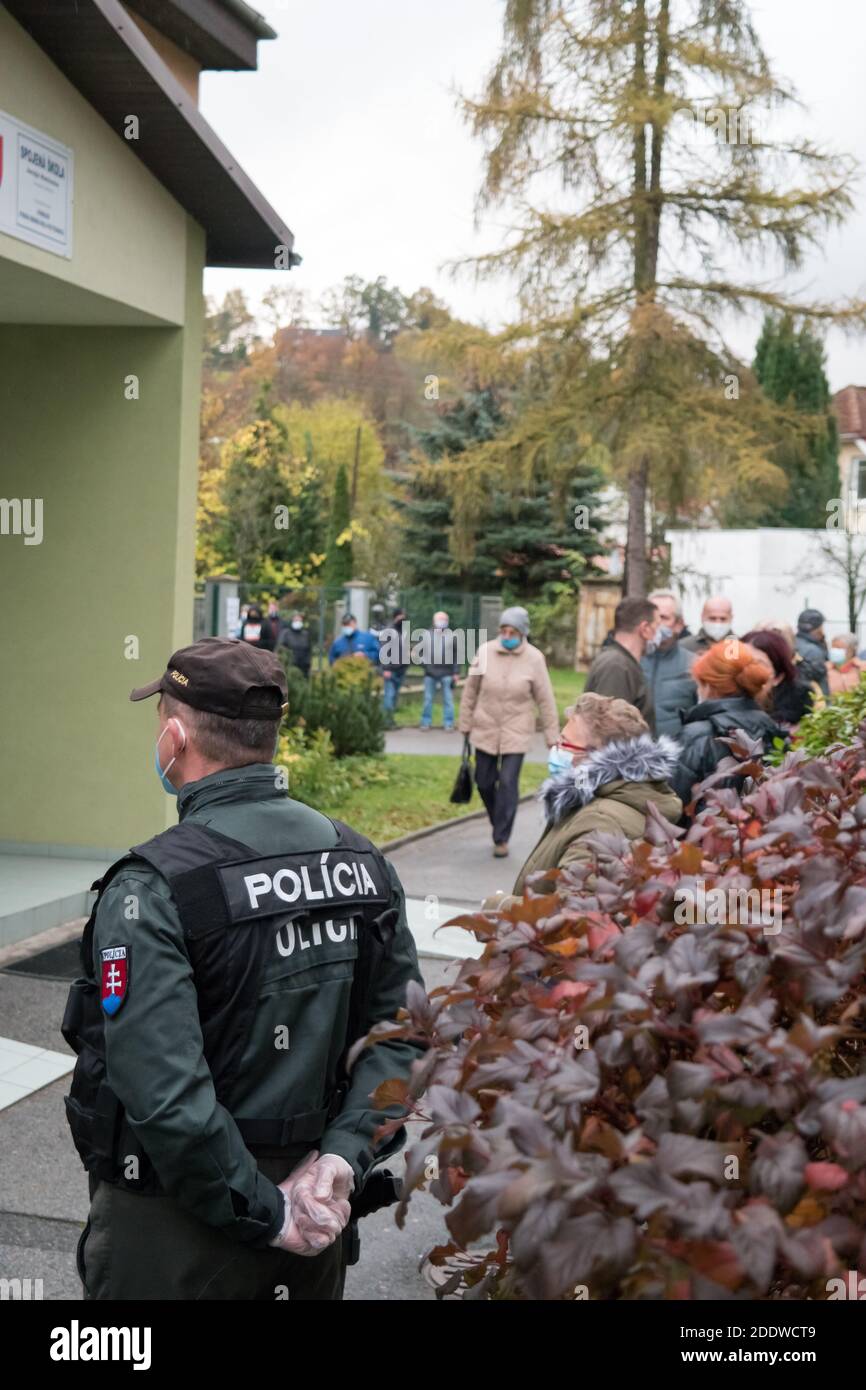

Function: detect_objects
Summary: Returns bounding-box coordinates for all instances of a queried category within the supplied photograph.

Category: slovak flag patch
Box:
[100,946,129,1016]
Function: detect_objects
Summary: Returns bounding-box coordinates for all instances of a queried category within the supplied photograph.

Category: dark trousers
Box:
[79,1157,346,1301]
[474,750,524,845]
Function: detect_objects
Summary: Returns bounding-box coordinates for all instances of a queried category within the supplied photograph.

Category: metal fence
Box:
[194,582,504,674]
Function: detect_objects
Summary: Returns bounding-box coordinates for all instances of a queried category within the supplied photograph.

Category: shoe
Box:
[419,723,431,730]
[493,843,509,858]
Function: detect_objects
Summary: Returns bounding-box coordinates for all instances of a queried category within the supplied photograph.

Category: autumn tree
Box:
[462,0,865,593]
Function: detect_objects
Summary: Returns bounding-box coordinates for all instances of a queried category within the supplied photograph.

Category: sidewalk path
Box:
[385,726,549,762]
[393,797,544,909]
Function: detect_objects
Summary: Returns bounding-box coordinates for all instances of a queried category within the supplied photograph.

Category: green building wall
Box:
[0,219,205,852]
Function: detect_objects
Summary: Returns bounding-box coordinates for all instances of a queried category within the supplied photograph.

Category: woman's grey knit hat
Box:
[499,605,530,636]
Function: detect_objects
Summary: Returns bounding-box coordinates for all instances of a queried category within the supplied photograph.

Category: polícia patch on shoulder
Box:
[100,945,129,1016]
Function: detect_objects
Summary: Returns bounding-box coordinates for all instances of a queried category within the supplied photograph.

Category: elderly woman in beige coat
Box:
[458,605,560,857]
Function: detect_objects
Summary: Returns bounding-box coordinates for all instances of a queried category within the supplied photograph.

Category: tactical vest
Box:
[62,817,399,1198]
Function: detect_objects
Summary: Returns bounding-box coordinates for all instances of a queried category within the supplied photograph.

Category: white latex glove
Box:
[270,1152,356,1256]
[269,1151,342,1257]
[311,1153,355,1205]
[291,1153,353,1229]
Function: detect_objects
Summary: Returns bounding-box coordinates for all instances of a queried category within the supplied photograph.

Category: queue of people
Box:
[235,586,862,846]
[576,591,866,828]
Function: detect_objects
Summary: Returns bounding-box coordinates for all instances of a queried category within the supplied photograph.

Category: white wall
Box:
[667,528,865,646]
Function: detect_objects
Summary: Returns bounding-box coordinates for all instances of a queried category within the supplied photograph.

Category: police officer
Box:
[63,637,425,1300]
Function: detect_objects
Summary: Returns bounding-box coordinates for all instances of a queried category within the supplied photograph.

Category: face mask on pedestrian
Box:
[501,635,521,650]
[655,624,675,645]
[434,619,448,630]
[704,620,730,641]
[154,718,186,797]
[341,624,354,636]
[547,745,576,776]
[830,648,848,665]
[291,620,303,631]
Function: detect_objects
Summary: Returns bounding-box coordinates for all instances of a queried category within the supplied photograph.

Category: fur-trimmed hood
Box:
[541,733,681,824]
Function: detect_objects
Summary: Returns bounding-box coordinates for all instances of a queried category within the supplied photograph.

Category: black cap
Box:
[797,608,825,632]
[130,637,288,720]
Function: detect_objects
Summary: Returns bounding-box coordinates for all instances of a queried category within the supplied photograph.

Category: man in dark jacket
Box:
[277,611,312,678]
[641,589,697,738]
[420,610,462,730]
[66,638,423,1300]
[795,608,830,696]
[680,596,735,655]
[379,609,409,728]
[584,597,659,733]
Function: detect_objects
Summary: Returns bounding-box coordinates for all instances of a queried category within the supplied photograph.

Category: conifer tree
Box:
[752,314,839,527]
[323,463,353,596]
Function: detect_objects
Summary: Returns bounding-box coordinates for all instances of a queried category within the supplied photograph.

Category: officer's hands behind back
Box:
[269,1150,355,1258]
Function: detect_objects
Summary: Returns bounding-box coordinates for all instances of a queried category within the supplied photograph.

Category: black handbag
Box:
[450,735,474,804]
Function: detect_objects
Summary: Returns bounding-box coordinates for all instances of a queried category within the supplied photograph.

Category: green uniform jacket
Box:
[90,763,424,1246]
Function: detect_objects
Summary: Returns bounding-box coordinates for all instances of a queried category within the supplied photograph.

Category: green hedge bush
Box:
[794,674,866,757]
[279,652,385,758]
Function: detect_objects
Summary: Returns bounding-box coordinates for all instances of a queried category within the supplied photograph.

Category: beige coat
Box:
[458,638,560,755]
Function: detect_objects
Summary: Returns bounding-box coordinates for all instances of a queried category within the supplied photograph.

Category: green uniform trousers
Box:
[78,1157,347,1302]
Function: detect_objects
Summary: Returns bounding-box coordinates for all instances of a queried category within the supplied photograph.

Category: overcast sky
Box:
[202,0,866,392]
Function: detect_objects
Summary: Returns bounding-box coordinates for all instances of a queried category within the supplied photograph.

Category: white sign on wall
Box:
[0,109,73,259]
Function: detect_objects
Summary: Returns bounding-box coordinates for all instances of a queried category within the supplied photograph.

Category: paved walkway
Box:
[394,798,544,908]
[386,726,549,762]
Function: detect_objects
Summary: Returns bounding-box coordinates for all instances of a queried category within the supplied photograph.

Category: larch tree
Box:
[462,0,865,593]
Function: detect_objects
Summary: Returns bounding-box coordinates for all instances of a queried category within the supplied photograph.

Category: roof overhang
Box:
[124,0,276,71]
[3,0,299,269]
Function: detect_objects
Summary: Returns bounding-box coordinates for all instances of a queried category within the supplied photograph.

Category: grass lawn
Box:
[394,665,586,728]
[316,753,548,845]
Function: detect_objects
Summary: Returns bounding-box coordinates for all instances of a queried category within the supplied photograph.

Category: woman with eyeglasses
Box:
[483,692,681,908]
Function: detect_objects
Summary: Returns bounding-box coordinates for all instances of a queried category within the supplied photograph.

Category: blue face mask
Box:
[501,636,521,650]
[547,745,575,776]
[154,721,184,797]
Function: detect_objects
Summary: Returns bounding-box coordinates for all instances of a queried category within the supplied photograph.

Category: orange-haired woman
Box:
[671,640,785,812]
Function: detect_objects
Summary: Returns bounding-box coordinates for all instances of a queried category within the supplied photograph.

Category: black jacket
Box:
[671,696,784,809]
[378,623,408,676]
[277,624,312,675]
[240,616,275,651]
[770,676,813,729]
[422,628,461,680]
[795,631,829,696]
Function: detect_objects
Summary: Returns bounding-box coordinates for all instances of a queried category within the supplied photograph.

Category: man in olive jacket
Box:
[584,597,659,733]
[67,638,424,1300]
